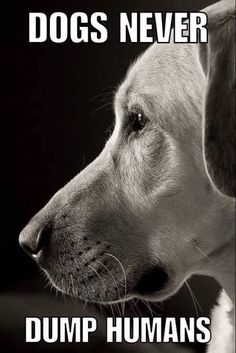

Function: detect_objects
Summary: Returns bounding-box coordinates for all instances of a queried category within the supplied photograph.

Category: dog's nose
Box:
[19,221,51,258]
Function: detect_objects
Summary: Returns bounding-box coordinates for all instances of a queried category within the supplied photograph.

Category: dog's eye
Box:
[129,112,147,132]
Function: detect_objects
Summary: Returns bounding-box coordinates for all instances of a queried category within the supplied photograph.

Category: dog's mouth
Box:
[35,242,171,304]
[40,263,170,304]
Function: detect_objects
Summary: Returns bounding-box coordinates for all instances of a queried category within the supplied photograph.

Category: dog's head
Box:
[19,1,235,304]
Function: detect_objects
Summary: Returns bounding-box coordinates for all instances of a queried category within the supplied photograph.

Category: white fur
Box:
[207,291,234,353]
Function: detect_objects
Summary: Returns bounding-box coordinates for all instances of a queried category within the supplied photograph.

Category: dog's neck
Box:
[198,197,235,304]
[209,237,235,303]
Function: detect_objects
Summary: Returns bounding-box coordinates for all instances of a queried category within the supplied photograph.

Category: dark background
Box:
[1,1,219,352]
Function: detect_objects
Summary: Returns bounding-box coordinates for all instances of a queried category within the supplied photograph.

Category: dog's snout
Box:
[19,221,51,258]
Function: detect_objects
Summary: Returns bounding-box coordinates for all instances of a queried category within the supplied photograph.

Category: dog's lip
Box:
[34,253,175,304]
[83,294,135,305]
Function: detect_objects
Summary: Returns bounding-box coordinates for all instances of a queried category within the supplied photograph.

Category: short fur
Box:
[19,1,235,352]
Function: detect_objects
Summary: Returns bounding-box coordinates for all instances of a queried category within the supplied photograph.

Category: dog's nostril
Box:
[36,226,51,251]
[19,223,51,258]
[21,243,38,258]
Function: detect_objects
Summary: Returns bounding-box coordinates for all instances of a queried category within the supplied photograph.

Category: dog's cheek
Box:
[117,137,169,205]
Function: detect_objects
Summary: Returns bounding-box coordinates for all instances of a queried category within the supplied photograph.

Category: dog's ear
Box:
[198,0,235,197]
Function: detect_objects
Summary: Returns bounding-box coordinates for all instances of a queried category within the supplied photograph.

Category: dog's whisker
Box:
[91,101,113,115]
[89,86,117,102]
[100,240,119,248]
[185,280,203,317]
[70,274,76,297]
[96,259,123,312]
[88,263,121,315]
[129,299,139,316]
[141,299,154,318]
[100,301,107,319]
[130,298,139,309]
[179,233,217,266]
[117,302,122,317]
[151,302,163,313]
[105,253,127,316]
[82,299,88,312]
[193,245,217,265]
[131,298,142,317]
[93,95,115,106]
[143,299,162,317]
[109,303,116,320]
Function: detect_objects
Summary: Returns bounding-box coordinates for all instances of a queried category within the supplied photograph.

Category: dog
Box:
[19,0,235,352]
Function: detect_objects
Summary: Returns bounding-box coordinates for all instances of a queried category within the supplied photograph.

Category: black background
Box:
[1,1,219,352]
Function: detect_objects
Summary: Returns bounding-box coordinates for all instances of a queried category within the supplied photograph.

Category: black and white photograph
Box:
[1,0,235,352]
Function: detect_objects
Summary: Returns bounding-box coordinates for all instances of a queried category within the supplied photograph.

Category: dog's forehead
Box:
[115,42,203,121]
[115,44,169,111]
